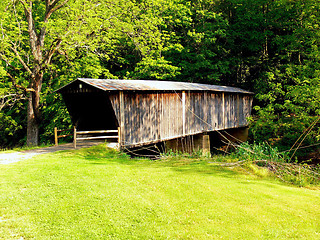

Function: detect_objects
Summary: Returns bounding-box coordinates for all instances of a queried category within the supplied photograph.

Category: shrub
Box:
[231,142,320,187]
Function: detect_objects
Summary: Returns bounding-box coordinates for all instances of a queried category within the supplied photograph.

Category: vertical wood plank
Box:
[203,92,208,131]
[157,93,160,140]
[186,91,190,134]
[118,127,121,145]
[160,93,163,140]
[222,92,225,129]
[119,91,124,146]
[182,91,186,136]
[128,93,133,144]
[109,93,120,123]
[236,94,240,127]
[210,93,215,130]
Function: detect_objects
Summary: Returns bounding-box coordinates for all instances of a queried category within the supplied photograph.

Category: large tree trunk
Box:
[26,92,39,146]
[26,73,42,146]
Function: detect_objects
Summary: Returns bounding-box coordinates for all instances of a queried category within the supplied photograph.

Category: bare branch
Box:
[45,0,69,22]
[0,93,26,111]
[38,0,69,56]
[9,45,34,77]
[5,72,28,92]
[18,0,28,9]
[19,0,39,61]
[0,53,10,66]
[0,53,28,91]
[13,1,23,46]
[4,1,11,11]
[45,0,50,9]
[43,38,62,66]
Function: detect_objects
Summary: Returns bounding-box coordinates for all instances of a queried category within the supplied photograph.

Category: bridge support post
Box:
[202,134,210,156]
[165,133,210,156]
[192,133,210,156]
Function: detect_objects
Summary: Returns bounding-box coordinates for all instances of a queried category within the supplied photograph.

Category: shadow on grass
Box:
[52,144,283,187]
[38,145,285,191]
[70,145,247,180]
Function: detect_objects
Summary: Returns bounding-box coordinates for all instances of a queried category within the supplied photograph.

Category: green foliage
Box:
[215,0,320,155]
[161,0,230,83]
[232,142,290,163]
[131,57,180,80]
[40,95,73,145]
[231,142,320,187]
[0,112,24,148]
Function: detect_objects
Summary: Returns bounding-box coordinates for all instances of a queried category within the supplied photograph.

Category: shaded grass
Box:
[0,145,320,239]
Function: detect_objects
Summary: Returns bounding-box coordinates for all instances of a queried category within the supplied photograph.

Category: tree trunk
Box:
[26,72,42,146]
[26,92,39,146]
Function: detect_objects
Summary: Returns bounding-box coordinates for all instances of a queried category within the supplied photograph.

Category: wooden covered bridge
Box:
[57,78,253,153]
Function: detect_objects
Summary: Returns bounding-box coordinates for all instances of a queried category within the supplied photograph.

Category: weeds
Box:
[161,142,320,187]
[230,142,320,187]
[232,142,290,163]
[161,149,211,160]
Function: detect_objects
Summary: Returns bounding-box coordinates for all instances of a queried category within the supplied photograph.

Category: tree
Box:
[216,0,320,153]
[0,0,131,146]
[1,0,81,145]
[157,0,230,84]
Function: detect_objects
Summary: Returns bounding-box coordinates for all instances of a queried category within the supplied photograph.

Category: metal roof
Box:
[57,78,253,94]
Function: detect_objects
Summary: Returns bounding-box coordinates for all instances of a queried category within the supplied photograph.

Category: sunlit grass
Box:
[0,145,319,239]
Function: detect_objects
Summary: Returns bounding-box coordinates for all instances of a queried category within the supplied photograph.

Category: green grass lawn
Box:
[0,145,320,239]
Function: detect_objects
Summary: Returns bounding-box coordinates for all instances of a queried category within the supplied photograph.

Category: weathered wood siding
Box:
[109,91,252,147]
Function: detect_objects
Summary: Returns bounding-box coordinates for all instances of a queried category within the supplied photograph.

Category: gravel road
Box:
[0,140,108,165]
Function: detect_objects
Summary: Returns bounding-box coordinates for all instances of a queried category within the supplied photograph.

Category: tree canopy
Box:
[0,0,319,158]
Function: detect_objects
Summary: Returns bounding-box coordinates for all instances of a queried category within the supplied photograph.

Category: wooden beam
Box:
[57,128,73,133]
[182,91,186,136]
[119,91,124,147]
[77,136,119,140]
[237,94,240,127]
[222,93,225,129]
[76,130,118,135]
[57,133,73,138]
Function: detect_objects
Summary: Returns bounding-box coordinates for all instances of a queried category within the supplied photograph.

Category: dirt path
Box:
[0,140,110,165]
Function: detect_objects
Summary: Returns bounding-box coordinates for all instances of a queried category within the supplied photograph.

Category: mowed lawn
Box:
[0,145,319,239]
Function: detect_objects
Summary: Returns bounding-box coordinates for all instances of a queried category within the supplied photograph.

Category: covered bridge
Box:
[57,78,253,152]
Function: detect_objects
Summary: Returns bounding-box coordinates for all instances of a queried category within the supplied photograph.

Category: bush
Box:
[231,142,320,187]
[232,142,289,163]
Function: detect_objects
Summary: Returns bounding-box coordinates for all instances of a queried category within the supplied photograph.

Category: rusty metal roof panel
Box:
[57,78,253,94]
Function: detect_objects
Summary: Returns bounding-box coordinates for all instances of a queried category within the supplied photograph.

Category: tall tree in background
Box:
[0,0,96,146]
[158,0,230,84]
[217,0,320,150]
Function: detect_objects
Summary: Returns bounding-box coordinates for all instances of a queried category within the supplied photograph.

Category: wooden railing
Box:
[55,127,120,148]
[73,127,120,148]
[54,127,73,146]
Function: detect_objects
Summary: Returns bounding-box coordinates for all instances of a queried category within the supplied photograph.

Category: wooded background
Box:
[0,0,319,158]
